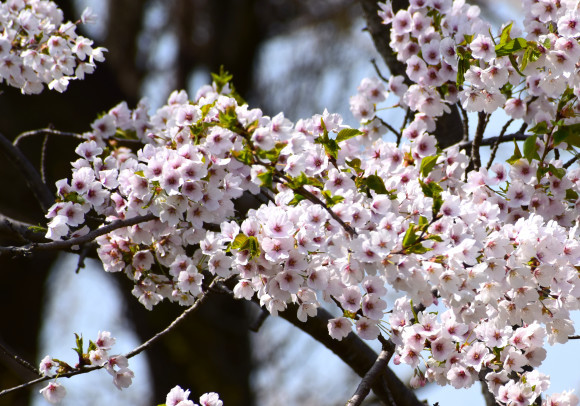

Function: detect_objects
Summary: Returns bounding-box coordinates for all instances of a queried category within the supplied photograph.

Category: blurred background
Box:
[1,1,579,406]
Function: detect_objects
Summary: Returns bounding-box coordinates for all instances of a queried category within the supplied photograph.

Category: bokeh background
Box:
[1,1,579,405]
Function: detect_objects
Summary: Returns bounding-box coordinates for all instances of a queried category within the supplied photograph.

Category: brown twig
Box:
[0,275,223,397]
[564,155,579,169]
[0,213,157,257]
[458,132,529,151]
[0,132,54,212]
[486,118,514,170]
[471,112,488,171]
[12,128,84,147]
[376,116,402,140]
[273,172,357,237]
[0,341,40,377]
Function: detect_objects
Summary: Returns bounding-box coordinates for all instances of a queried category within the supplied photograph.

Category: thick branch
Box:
[346,342,395,406]
[277,304,423,406]
[0,132,54,213]
[0,214,45,243]
[0,213,157,257]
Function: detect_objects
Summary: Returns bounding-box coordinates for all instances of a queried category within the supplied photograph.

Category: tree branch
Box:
[346,340,396,406]
[0,213,157,257]
[358,0,463,148]
[0,132,54,213]
[12,128,84,147]
[471,112,488,171]
[276,303,423,406]
[0,275,224,397]
[457,132,529,151]
[0,214,45,243]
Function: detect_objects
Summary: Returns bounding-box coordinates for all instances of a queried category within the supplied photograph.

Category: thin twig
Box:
[370,58,389,83]
[471,112,488,171]
[0,213,157,257]
[376,117,402,140]
[40,133,50,184]
[486,118,514,170]
[272,172,357,237]
[0,276,223,397]
[345,344,395,406]
[0,132,54,212]
[457,102,470,142]
[457,132,529,150]
[0,341,40,376]
[0,214,44,243]
[564,154,579,169]
[12,129,84,147]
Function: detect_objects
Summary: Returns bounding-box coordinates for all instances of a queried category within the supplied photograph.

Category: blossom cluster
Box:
[165,386,222,406]
[0,0,105,94]
[38,331,134,404]
[376,0,580,132]
[35,0,580,405]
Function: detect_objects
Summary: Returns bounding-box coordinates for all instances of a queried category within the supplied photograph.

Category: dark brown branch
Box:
[564,155,579,169]
[376,117,402,140]
[276,303,423,406]
[0,132,54,213]
[471,112,488,171]
[358,0,463,149]
[0,341,40,377]
[346,340,396,406]
[486,118,514,170]
[457,132,529,150]
[0,213,157,257]
[0,214,45,243]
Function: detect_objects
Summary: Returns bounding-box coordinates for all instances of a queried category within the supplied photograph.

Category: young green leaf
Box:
[336,128,363,143]
[419,155,439,177]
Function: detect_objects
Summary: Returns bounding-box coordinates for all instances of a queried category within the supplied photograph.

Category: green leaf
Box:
[345,158,362,173]
[336,128,363,143]
[419,179,442,198]
[566,189,579,201]
[553,123,580,146]
[211,66,233,93]
[428,235,443,242]
[523,134,539,162]
[231,149,254,165]
[418,215,429,229]
[495,37,527,57]
[419,155,439,177]
[230,233,260,258]
[28,224,47,233]
[432,194,443,218]
[456,57,470,87]
[406,244,431,254]
[498,22,513,46]
[364,174,388,194]
[230,233,249,250]
[506,139,523,165]
[402,226,417,249]
[257,169,273,188]
[288,193,306,206]
[322,191,344,207]
[548,164,566,179]
[529,121,549,135]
